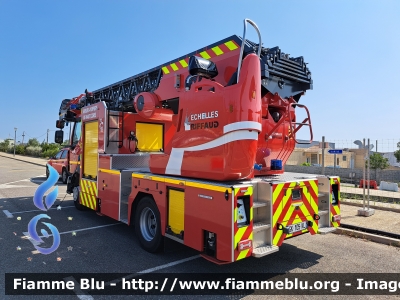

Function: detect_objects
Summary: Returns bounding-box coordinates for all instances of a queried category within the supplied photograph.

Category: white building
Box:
[382,152,400,167]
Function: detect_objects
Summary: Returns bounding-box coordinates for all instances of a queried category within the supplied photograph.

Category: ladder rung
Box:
[293,123,310,126]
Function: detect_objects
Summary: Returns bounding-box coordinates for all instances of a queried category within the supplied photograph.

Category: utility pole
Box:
[22,131,25,145]
[367,138,370,208]
[333,142,336,174]
[362,138,366,208]
[321,136,325,175]
[47,129,49,144]
[14,127,17,157]
[375,139,378,180]
[358,138,375,217]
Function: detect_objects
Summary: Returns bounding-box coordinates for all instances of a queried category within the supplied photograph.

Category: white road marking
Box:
[3,210,13,218]
[107,254,201,285]
[0,182,66,189]
[0,176,50,189]
[1,178,33,185]
[6,205,75,215]
[63,276,94,300]
[137,255,201,273]
[22,232,41,246]
[22,223,122,240]
[0,184,35,189]
[51,223,122,237]
[1,176,45,185]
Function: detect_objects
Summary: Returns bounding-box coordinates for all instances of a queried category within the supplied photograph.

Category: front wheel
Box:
[73,186,85,211]
[61,168,68,184]
[135,197,163,253]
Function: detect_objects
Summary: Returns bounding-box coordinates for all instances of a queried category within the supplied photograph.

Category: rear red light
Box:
[332,215,341,222]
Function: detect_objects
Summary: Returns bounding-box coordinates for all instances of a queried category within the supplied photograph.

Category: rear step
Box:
[253,222,271,232]
[252,245,279,258]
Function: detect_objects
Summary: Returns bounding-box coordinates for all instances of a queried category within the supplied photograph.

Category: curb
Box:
[341,200,400,213]
[334,227,400,248]
[0,153,47,168]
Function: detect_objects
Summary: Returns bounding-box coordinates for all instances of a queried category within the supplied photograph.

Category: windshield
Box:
[72,121,82,145]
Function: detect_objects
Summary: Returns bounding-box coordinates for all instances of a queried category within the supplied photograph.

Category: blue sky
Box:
[0,0,399,150]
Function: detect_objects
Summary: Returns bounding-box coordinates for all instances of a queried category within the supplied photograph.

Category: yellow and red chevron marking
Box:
[80,178,97,210]
[161,40,240,75]
[330,177,341,227]
[234,185,253,197]
[272,180,319,246]
[233,186,253,261]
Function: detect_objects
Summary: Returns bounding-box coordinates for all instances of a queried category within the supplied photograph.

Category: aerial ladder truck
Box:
[55,19,340,264]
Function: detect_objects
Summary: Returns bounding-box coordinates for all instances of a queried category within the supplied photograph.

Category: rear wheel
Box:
[73,186,85,211]
[61,169,68,184]
[135,197,163,253]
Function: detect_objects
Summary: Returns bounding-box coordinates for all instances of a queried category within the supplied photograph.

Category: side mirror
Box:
[56,120,65,129]
[54,130,64,144]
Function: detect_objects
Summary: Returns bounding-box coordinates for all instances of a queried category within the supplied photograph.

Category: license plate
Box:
[287,221,308,234]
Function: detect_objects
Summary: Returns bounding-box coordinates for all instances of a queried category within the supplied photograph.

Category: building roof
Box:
[295,140,335,149]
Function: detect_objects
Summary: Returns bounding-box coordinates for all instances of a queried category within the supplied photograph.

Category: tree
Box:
[27,138,40,147]
[0,139,11,152]
[366,153,389,170]
[394,142,400,163]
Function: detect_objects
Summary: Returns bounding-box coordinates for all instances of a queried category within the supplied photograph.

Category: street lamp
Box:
[14,127,17,157]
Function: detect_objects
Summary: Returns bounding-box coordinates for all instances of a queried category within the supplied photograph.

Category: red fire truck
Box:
[55,19,340,264]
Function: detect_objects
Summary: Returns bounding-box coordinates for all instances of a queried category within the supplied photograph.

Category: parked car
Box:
[46,148,70,183]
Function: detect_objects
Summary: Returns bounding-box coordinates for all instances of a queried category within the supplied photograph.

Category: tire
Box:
[135,197,163,253]
[45,166,49,179]
[73,186,85,211]
[61,168,68,184]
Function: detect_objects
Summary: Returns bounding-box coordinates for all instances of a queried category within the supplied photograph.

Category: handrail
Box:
[264,101,313,145]
[288,103,313,144]
[237,19,262,83]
